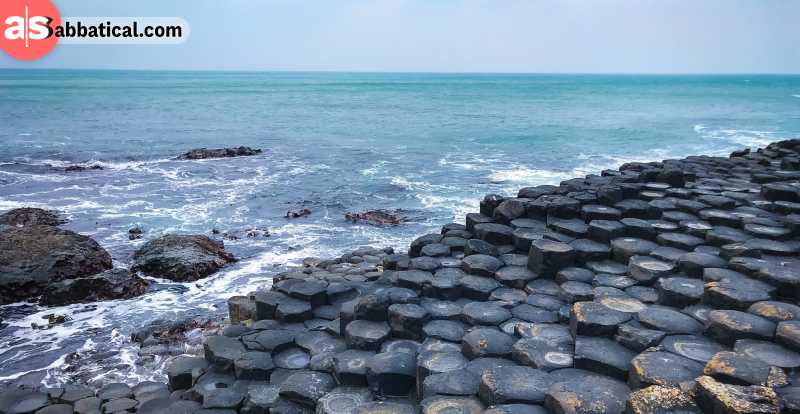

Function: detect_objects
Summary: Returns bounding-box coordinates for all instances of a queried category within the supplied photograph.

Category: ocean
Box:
[1,69,799,386]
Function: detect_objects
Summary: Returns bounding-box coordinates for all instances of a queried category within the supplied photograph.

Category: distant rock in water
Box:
[40,269,149,306]
[345,209,405,225]
[285,208,311,219]
[176,146,263,160]
[0,225,113,304]
[0,207,66,227]
[64,164,103,172]
[128,226,144,240]
[131,234,236,282]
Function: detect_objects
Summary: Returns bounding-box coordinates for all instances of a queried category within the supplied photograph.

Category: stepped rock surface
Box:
[8,139,800,413]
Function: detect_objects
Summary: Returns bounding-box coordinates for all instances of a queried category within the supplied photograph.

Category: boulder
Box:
[346,210,405,226]
[40,269,149,306]
[0,225,112,304]
[0,207,66,226]
[176,146,262,160]
[131,234,235,281]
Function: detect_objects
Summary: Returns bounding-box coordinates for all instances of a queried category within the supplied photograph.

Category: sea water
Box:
[1,70,799,386]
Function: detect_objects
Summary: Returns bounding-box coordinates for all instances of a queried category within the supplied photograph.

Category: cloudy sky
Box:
[1,0,798,73]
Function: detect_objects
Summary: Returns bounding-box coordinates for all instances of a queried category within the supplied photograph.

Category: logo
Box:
[0,0,60,60]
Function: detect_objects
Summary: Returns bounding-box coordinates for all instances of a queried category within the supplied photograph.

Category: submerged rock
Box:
[64,164,103,172]
[345,210,405,226]
[176,146,262,160]
[0,225,112,304]
[131,234,236,281]
[0,207,66,227]
[40,269,149,306]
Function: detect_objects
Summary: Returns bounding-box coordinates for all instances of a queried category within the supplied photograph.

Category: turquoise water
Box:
[1,70,799,386]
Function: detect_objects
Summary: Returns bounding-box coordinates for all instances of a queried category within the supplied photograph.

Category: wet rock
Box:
[459,275,500,300]
[694,375,779,414]
[421,395,484,414]
[421,368,479,399]
[748,300,800,323]
[545,370,630,414]
[461,301,511,325]
[659,334,726,363]
[512,335,573,372]
[638,305,703,334]
[131,234,235,282]
[478,365,551,405]
[316,387,372,414]
[345,320,391,351]
[365,351,416,397]
[40,269,149,306]
[167,356,209,390]
[474,223,515,245]
[705,310,776,345]
[280,371,336,407]
[35,404,73,414]
[346,210,406,226]
[626,385,701,414]
[528,239,576,277]
[574,335,634,380]
[703,351,777,386]
[176,146,262,160]
[423,320,465,343]
[462,328,515,359]
[588,220,627,243]
[611,238,658,263]
[461,254,503,277]
[274,347,310,370]
[614,321,664,351]
[416,351,470,397]
[204,335,246,367]
[776,320,800,351]
[355,401,417,414]
[0,207,66,226]
[495,266,537,289]
[628,350,704,389]
[0,389,49,414]
[233,351,275,380]
[570,301,631,337]
[74,397,101,414]
[0,225,113,304]
[657,277,702,308]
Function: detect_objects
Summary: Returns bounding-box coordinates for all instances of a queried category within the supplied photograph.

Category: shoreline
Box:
[4,140,800,413]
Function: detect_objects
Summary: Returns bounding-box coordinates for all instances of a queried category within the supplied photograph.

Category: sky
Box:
[1,0,799,73]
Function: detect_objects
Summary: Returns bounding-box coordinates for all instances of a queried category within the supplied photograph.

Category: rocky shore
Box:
[5,140,800,413]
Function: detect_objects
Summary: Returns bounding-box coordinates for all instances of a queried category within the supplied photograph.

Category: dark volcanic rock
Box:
[176,146,262,160]
[0,207,66,226]
[40,268,149,306]
[694,375,779,414]
[626,385,701,414]
[478,365,551,405]
[545,370,629,414]
[131,234,236,281]
[0,225,113,304]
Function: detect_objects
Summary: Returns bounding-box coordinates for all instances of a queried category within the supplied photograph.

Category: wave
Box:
[694,125,777,149]
[792,94,800,98]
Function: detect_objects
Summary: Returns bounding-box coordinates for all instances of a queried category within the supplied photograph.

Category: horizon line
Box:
[1,67,800,76]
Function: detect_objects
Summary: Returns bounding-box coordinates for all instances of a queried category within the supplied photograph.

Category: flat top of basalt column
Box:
[638,305,703,334]
[572,301,632,327]
[629,350,704,388]
[734,339,800,369]
[586,260,628,275]
[748,301,800,322]
[479,365,552,405]
[659,334,727,363]
[462,301,512,325]
[462,328,515,359]
[545,370,630,414]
